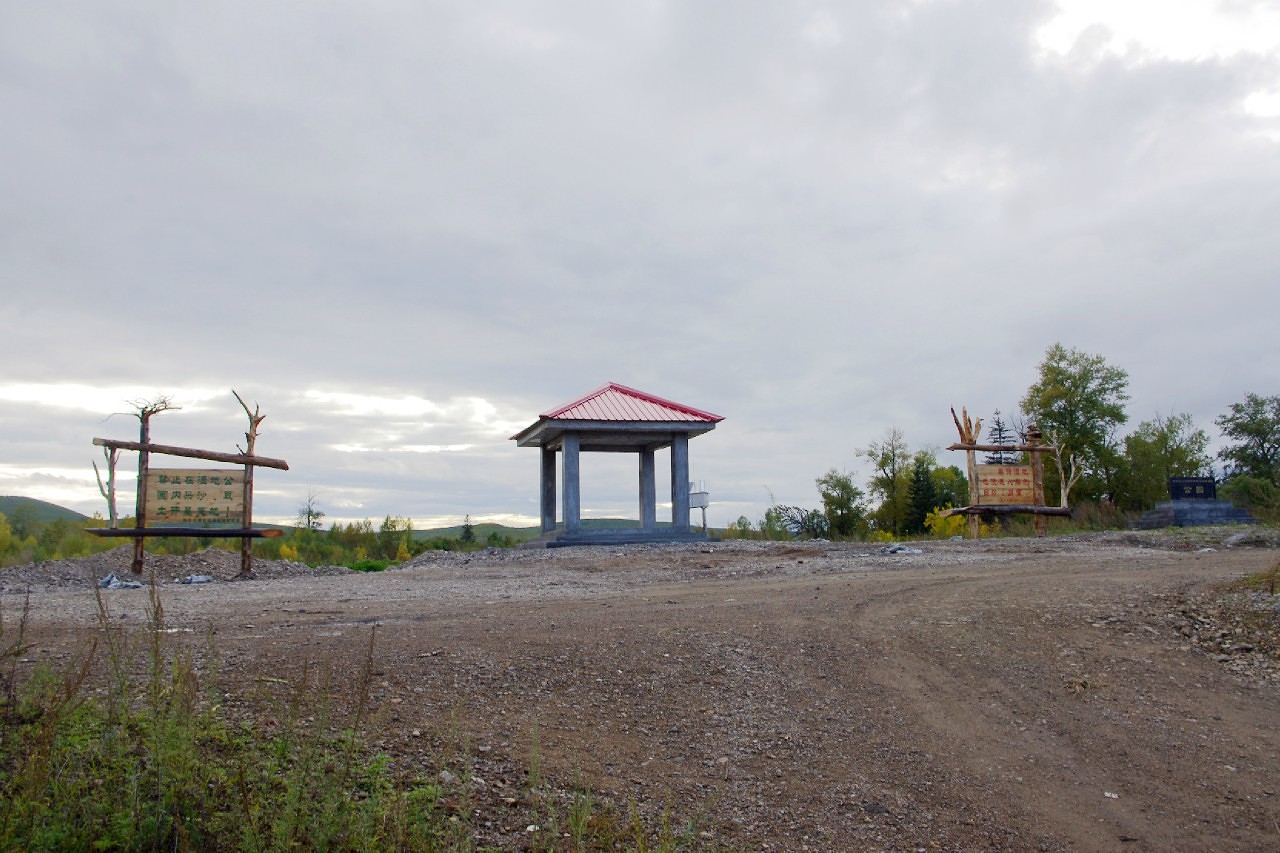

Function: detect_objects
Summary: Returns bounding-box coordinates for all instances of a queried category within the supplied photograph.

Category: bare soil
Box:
[5,529,1280,851]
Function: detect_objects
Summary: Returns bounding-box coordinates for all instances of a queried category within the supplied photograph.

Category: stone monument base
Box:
[1133,500,1254,530]
[522,528,717,548]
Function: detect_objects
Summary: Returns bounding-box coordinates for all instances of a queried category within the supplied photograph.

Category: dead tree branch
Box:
[1045,429,1082,508]
[951,406,984,445]
[130,395,179,423]
[233,389,265,456]
[92,445,120,527]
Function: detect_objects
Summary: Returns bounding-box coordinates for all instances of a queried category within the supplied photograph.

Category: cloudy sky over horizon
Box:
[3,1,1278,530]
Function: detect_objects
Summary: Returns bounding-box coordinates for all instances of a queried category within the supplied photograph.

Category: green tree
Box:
[1117,412,1211,511]
[8,501,36,541]
[485,530,513,548]
[757,506,792,540]
[861,427,912,536]
[1216,393,1280,485]
[930,465,969,509]
[905,452,939,535]
[0,512,12,556]
[329,519,376,558]
[1220,475,1280,519]
[772,505,829,538]
[815,469,869,539]
[377,515,412,560]
[460,514,476,544]
[36,518,76,560]
[1020,343,1129,503]
[983,410,1020,465]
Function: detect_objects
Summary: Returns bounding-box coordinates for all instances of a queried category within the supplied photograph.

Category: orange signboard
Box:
[975,464,1035,506]
[145,469,244,524]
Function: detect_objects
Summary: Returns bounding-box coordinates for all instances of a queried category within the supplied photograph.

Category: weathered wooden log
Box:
[941,505,1073,517]
[93,438,289,470]
[946,442,1055,454]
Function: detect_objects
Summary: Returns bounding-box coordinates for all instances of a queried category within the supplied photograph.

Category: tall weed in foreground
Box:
[1,586,712,851]
[0,585,455,851]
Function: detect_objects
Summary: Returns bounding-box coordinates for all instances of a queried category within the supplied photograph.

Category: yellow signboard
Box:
[145,469,244,524]
[975,464,1035,506]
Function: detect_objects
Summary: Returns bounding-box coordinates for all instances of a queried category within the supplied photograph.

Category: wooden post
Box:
[1028,424,1047,537]
[241,462,254,576]
[965,448,980,540]
[133,414,150,574]
[234,390,266,578]
[952,407,984,540]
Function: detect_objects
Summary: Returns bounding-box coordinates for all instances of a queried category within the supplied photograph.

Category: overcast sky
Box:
[3,1,1278,531]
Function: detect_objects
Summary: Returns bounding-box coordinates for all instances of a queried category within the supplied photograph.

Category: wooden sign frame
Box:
[942,407,1070,539]
[89,392,288,577]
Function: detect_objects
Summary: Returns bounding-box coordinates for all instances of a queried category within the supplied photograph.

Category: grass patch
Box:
[0,585,720,851]
[1226,557,1280,596]
[1,589,465,849]
[0,586,460,851]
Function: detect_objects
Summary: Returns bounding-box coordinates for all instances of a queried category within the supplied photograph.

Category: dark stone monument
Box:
[1169,476,1216,501]
[1134,477,1253,529]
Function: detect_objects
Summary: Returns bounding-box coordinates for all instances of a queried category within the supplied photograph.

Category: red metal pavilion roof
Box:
[541,382,724,423]
[511,382,723,447]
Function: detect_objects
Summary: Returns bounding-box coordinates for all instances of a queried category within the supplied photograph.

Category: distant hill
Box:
[415,521,540,543]
[414,518,680,542]
[0,496,89,523]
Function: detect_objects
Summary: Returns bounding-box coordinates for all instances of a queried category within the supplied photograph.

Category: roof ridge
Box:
[541,382,723,422]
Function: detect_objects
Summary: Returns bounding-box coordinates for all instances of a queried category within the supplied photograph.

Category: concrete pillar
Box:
[639,448,657,531]
[562,432,581,534]
[670,433,690,531]
[540,445,557,532]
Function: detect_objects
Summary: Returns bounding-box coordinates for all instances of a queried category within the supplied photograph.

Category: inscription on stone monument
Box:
[1168,476,1216,501]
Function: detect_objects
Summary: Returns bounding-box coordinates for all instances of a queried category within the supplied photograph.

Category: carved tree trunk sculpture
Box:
[951,406,984,538]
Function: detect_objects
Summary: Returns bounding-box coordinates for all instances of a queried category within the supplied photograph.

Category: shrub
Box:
[348,559,393,573]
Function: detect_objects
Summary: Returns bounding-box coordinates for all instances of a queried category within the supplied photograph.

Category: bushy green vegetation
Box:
[3,349,1277,560]
[0,503,527,570]
[0,590,697,851]
[0,591,452,849]
[0,508,110,566]
[258,515,516,567]
[725,344,1279,540]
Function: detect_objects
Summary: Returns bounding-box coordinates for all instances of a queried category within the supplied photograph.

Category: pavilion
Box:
[511,382,724,546]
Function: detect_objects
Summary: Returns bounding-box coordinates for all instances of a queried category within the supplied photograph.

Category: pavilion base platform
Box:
[522,528,718,548]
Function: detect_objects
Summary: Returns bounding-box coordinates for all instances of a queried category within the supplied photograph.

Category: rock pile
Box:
[1167,589,1280,685]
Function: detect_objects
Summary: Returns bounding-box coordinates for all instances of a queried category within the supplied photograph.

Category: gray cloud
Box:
[2,1,1277,527]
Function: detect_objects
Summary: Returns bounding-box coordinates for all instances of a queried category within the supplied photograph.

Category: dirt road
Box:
[7,531,1280,850]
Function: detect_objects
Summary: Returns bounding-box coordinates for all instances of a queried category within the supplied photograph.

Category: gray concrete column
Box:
[540,445,557,532]
[670,433,690,531]
[639,448,657,531]
[562,432,581,534]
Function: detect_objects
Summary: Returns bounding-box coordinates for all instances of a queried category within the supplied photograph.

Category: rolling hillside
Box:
[0,496,88,523]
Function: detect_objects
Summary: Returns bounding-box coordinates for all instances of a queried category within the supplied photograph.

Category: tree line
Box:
[0,508,502,570]
[727,342,1279,541]
[3,344,1275,565]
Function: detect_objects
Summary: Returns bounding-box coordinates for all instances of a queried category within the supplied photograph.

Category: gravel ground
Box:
[4,528,1279,851]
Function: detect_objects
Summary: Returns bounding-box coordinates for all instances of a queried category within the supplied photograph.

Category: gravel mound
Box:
[0,545,351,594]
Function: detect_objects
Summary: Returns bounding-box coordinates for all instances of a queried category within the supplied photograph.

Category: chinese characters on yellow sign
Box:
[975,464,1034,505]
[144,469,244,524]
